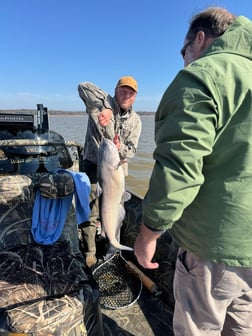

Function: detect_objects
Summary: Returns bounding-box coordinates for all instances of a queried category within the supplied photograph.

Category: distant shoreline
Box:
[0,109,155,116]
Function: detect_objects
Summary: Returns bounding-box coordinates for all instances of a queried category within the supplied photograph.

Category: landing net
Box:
[92,252,142,310]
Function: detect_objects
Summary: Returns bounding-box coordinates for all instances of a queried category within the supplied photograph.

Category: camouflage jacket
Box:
[78,82,142,165]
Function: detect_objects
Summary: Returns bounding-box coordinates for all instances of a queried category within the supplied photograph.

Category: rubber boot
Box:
[81,224,97,268]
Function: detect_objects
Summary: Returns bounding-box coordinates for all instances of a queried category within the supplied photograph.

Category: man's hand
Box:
[113,134,121,149]
[134,223,161,269]
[98,108,112,127]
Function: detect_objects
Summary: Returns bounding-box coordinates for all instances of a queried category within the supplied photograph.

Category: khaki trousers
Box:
[173,248,252,336]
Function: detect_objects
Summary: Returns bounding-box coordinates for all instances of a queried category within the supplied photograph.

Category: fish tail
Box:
[111,241,133,251]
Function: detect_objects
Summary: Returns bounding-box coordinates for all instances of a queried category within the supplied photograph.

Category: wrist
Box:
[140,222,161,242]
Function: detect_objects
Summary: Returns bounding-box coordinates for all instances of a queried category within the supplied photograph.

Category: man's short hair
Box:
[186,7,236,40]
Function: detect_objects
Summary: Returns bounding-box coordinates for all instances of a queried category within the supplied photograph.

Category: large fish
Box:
[97,138,133,251]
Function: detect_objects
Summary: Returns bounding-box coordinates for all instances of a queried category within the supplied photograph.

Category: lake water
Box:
[49,114,155,198]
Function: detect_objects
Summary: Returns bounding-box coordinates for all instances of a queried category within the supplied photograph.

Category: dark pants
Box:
[80,160,99,257]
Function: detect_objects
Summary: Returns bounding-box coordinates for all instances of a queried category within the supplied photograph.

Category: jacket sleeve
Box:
[142,67,218,231]
[78,82,115,141]
[118,112,142,160]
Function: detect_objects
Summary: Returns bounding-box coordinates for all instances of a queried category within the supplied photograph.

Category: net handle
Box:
[119,252,162,296]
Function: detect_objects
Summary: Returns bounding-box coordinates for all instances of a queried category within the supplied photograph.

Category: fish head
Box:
[98,138,120,166]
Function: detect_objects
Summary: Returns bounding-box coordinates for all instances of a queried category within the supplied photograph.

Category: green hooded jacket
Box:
[143,16,252,266]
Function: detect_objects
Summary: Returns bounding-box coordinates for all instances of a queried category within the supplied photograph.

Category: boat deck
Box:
[102,288,174,335]
[92,192,177,336]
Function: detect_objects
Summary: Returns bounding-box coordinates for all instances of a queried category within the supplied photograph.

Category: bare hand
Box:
[134,223,160,269]
[113,134,121,149]
[98,108,112,127]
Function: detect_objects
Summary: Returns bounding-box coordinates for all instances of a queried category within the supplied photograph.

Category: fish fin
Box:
[96,182,103,197]
[118,204,126,224]
[110,240,134,251]
[119,160,128,166]
[115,160,127,170]
[121,191,131,203]
[92,135,104,147]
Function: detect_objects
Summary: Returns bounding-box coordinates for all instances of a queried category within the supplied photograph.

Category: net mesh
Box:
[92,253,142,310]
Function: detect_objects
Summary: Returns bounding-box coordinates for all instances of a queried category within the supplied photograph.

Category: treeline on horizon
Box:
[0,109,155,116]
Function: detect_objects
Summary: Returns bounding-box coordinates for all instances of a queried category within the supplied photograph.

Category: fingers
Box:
[133,222,161,269]
[113,134,120,149]
[136,258,159,270]
[98,108,112,126]
[113,134,119,141]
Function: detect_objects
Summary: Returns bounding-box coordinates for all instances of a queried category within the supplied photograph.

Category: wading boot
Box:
[80,224,97,268]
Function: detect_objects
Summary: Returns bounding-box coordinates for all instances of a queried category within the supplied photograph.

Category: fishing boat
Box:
[0,105,177,335]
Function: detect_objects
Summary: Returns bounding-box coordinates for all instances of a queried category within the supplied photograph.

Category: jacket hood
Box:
[203,16,252,61]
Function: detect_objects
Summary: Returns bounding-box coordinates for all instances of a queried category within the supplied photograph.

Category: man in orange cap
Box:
[78,76,142,267]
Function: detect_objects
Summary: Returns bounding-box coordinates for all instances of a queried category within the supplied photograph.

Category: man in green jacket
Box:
[134,7,252,336]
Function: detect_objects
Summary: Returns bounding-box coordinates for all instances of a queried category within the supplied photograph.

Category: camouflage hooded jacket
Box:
[78,82,142,165]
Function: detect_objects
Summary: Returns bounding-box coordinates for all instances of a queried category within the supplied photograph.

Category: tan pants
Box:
[173,248,252,336]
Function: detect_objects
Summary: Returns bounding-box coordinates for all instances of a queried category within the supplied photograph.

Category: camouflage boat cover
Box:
[5,293,86,336]
[0,174,103,335]
[0,175,33,205]
[0,241,95,309]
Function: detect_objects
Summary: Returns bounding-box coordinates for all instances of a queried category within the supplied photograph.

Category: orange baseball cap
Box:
[116,76,138,92]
